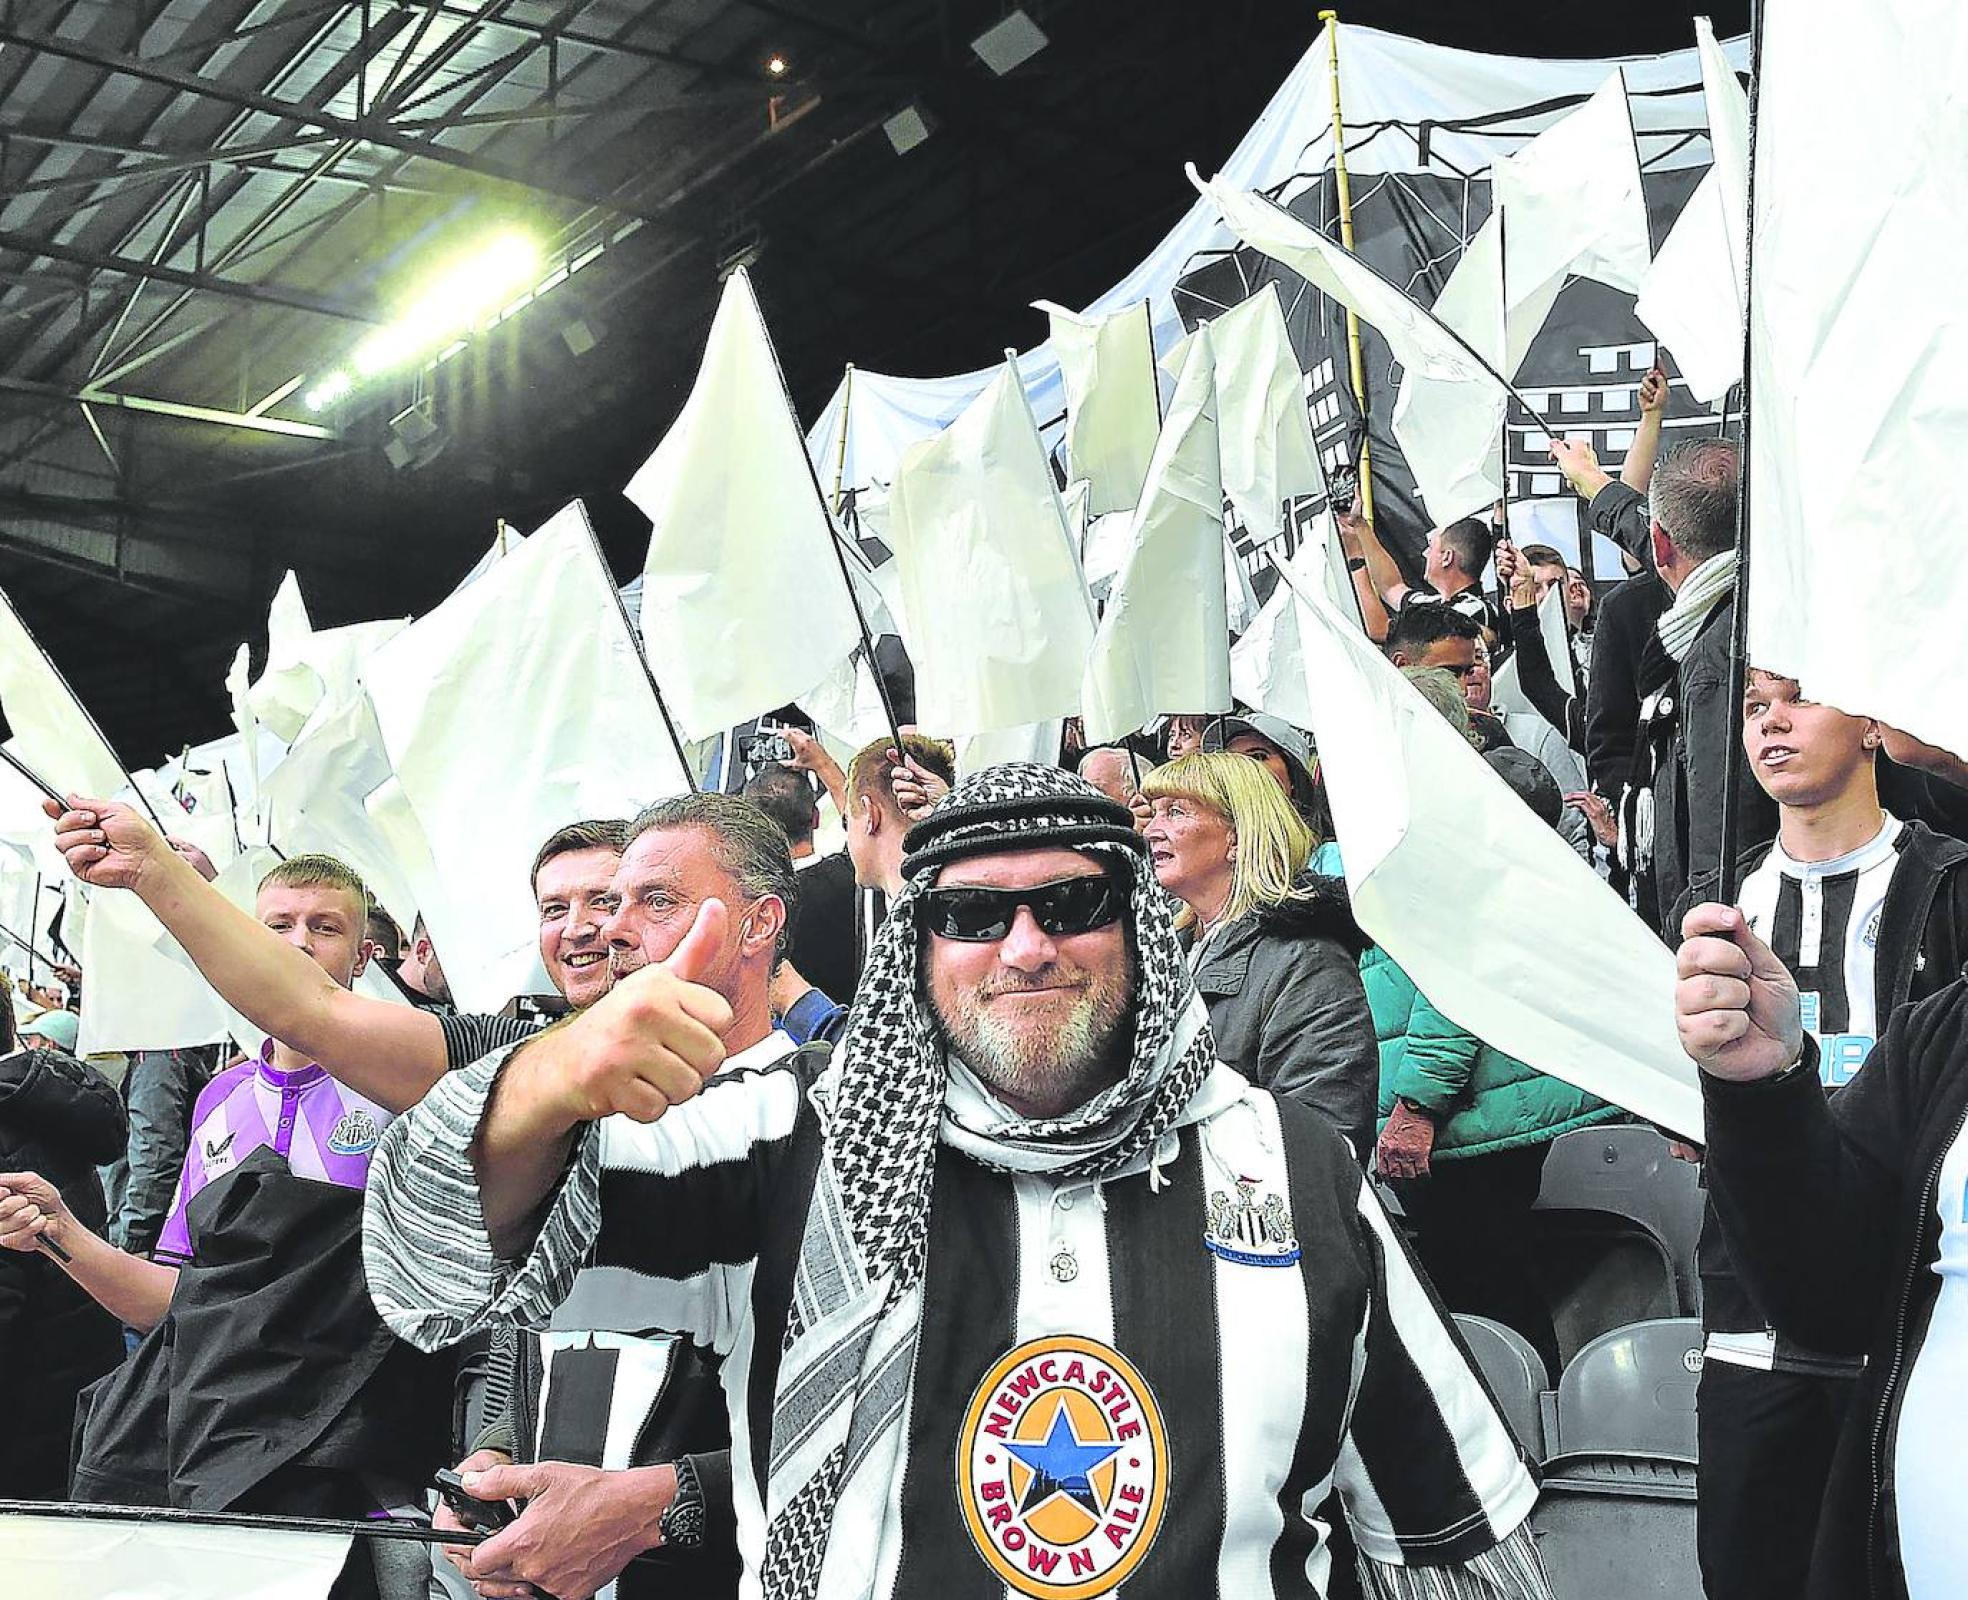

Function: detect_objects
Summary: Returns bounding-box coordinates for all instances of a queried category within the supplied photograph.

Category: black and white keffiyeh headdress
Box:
[760,762,1217,1600]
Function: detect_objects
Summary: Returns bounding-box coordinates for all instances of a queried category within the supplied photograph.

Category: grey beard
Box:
[932,985,1134,1120]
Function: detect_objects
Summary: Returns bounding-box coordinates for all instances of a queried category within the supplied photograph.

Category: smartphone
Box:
[740,732,795,766]
[1327,461,1360,511]
[433,1467,516,1533]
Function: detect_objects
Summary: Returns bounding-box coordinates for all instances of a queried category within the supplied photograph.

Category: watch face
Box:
[662,1502,706,1548]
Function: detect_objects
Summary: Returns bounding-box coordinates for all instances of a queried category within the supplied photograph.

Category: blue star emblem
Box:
[1004,1401,1122,1517]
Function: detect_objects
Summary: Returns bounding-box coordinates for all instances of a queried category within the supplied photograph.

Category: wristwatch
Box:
[658,1455,706,1550]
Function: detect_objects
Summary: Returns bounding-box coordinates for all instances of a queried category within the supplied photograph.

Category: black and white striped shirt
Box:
[1709,814,1905,1373]
[366,1052,1542,1599]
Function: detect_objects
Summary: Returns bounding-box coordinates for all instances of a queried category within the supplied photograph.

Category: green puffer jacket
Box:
[1361,943,1622,1160]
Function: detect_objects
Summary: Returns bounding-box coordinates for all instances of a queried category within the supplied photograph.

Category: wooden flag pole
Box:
[1319,10,1376,524]
[1714,0,1765,904]
[828,364,855,515]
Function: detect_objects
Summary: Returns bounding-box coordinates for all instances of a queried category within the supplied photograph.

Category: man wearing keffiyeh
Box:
[366,763,1554,1600]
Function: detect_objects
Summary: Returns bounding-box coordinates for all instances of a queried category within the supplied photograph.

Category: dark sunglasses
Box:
[918,874,1125,942]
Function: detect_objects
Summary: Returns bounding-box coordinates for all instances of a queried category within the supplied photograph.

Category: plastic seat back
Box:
[1549,1317,1702,1463]
[1534,1126,1705,1314]
[1452,1314,1547,1458]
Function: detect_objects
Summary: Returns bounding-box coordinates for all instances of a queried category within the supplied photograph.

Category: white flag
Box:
[1229,542,1336,728]
[1275,570,1701,1137]
[626,267,862,741]
[1188,167,1517,527]
[78,884,231,1054]
[1430,209,1566,381]
[886,362,1096,736]
[0,1512,351,1600]
[1036,299,1162,516]
[1634,170,1742,403]
[1494,71,1653,298]
[1185,282,1325,544]
[366,502,692,1013]
[246,573,404,745]
[1082,328,1230,743]
[1635,20,1751,402]
[0,585,130,802]
[1745,0,1968,758]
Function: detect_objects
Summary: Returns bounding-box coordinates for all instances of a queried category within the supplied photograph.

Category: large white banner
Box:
[0,1514,351,1600]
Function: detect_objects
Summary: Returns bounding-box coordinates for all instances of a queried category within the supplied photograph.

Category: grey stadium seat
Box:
[1530,1318,1704,1597]
[1452,1314,1547,1458]
[1534,1125,1705,1316]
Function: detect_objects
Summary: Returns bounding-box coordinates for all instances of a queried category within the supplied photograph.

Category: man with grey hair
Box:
[1075,744,1146,809]
[1626,437,1774,929]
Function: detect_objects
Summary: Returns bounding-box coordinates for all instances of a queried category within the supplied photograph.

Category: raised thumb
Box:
[662,897,728,986]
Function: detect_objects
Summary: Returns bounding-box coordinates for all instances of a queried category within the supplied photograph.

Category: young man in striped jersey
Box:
[368,763,1551,1600]
[1692,669,1968,1600]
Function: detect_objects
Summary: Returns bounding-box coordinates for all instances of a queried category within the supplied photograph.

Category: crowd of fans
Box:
[0,407,1957,1600]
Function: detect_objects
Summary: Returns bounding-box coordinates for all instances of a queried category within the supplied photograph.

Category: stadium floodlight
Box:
[352,231,542,380]
[303,370,353,412]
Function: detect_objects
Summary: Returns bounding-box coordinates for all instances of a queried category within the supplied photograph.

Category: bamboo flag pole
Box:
[828,364,855,514]
[1319,11,1375,524]
[1714,0,1766,903]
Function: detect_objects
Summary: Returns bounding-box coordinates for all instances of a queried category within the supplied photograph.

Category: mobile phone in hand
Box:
[433,1467,516,1533]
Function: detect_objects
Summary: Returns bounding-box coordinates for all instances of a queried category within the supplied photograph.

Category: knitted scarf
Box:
[1655,549,1738,662]
[758,763,1214,1600]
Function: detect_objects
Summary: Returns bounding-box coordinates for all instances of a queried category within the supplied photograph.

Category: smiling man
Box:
[1686,668,1968,1600]
[367,764,1551,1600]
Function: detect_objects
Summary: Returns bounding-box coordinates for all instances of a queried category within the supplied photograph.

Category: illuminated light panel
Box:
[352,231,542,379]
[303,371,353,412]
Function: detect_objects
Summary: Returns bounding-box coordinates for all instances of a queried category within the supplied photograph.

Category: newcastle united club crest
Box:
[1204,1175,1301,1267]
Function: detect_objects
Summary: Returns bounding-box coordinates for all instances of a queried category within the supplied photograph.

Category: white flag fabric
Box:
[1229,542,1336,727]
[78,885,231,1055]
[886,362,1096,736]
[0,585,130,802]
[1746,0,1968,758]
[1082,328,1230,743]
[1188,167,1517,527]
[1429,209,1566,381]
[1635,20,1751,402]
[1036,299,1161,516]
[246,573,404,745]
[1493,71,1653,298]
[1186,283,1325,544]
[1634,170,1741,403]
[1273,570,1701,1137]
[626,267,862,741]
[1697,15,1750,280]
[956,720,1064,776]
[0,1513,350,1600]
[366,502,692,1014]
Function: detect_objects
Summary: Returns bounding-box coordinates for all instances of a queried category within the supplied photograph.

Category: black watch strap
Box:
[659,1455,707,1550]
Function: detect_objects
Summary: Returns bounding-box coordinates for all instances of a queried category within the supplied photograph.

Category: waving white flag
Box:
[627,267,862,741]
[1429,209,1566,380]
[1494,70,1653,298]
[367,502,691,1013]
[0,1512,350,1600]
[246,572,405,745]
[886,362,1096,736]
[1037,299,1161,516]
[1189,166,1517,527]
[1082,328,1230,743]
[0,585,131,804]
[1275,569,1700,1137]
[1745,0,1968,759]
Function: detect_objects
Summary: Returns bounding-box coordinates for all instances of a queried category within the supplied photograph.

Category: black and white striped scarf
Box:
[759,763,1214,1600]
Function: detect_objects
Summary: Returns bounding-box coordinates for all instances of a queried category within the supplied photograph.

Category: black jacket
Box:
[71,1146,453,1511]
[1584,571,1672,801]
[1693,821,1968,1350]
[787,850,861,1010]
[1191,874,1378,1159]
[1703,979,1968,1599]
[1587,479,1653,563]
[1636,595,1776,932]
[0,1046,126,1499]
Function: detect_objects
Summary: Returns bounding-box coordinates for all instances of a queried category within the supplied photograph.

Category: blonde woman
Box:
[1140,752,1377,1158]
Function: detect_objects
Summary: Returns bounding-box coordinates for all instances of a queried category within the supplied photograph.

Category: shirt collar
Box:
[256,1035,328,1090]
[1770,812,1903,880]
[722,1029,798,1073]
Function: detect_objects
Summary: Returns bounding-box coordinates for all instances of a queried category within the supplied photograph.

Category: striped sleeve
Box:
[1333,1177,1545,1587]
[438,1011,541,1072]
[363,1042,811,1355]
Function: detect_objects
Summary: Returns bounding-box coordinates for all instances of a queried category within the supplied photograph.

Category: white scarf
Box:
[1656,549,1738,662]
